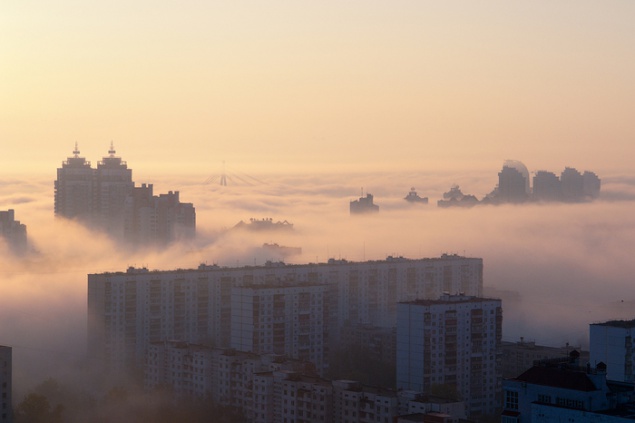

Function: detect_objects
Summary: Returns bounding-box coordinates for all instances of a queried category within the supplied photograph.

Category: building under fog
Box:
[54,144,195,245]
[532,171,562,202]
[396,294,502,417]
[497,165,529,203]
[0,346,12,423]
[88,255,483,376]
[123,184,195,246]
[0,210,27,254]
[145,341,467,423]
[350,193,379,214]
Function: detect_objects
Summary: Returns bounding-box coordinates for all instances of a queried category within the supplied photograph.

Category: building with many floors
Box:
[396,294,502,417]
[0,210,27,254]
[123,184,195,246]
[88,255,483,376]
[231,282,329,373]
[55,144,195,245]
[145,341,466,423]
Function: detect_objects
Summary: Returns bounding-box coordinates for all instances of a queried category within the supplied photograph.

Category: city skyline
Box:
[2,2,635,420]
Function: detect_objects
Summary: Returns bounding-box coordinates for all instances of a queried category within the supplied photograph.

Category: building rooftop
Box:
[90,255,480,277]
[592,319,635,329]
[512,363,600,392]
[400,294,499,306]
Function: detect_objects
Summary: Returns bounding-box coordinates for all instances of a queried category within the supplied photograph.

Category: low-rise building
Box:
[502,353,635,423]
[502,337,587,379]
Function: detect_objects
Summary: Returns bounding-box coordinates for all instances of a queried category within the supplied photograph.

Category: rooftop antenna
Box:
[220,161,227,186]
[108,141,116,157]
[73,142,80,157]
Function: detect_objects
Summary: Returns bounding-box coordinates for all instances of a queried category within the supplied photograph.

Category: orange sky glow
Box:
[2,1,634,175]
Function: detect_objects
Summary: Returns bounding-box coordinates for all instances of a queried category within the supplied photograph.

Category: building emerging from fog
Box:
[350,193,379,214]
[484,161,602,204]
[0,346,12,423]
[54,144,195,245]
[0,210,27,254]
[497,162,529,203]
[396,295,502,417]
[88,255,483,376]
[123,184,195,246]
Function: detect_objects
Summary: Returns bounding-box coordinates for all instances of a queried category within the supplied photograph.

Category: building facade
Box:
[590,319,635,383]
[231,283,329,373]
[502,355,635,423]
[123,184,195,246]
[145,342,466,423]
[0,210,27,254]
[396,295,502,417]
[502,338,587,379]
[88,255,483,376]
[0,346,12,423]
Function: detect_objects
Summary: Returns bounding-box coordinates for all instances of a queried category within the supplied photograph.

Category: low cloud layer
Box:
[1,169,634,393]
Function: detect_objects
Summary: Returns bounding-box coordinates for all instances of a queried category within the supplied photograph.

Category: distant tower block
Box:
[220,161,227,186]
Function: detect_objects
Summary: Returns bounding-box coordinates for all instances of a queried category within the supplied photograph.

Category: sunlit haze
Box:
[1,0,635,413]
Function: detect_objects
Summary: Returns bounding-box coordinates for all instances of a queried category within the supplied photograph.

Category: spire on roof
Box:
[73,142,80,157]
[108,141,116,157]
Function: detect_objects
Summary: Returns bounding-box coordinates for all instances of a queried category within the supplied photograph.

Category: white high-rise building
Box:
[590,319,635,383]
[396,295,502,417]
[88,255,483,376]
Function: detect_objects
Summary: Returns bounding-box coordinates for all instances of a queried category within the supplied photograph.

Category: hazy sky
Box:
[2,1,634,174]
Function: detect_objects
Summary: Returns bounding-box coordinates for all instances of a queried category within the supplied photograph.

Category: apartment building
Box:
[396,294,502,417]
[55,145,195,245]
[231,282,329,373]
[88,255,483,375]
[145,342,466,423]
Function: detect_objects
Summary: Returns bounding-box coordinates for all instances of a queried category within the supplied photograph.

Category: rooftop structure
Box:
[350,193,379,214]
[404,187,429,204]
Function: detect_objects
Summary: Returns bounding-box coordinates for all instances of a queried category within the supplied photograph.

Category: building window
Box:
[538,394,551,404]
[505,390,519,410]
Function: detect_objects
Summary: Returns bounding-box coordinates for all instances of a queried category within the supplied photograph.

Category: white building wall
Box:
[590,323,635,383]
